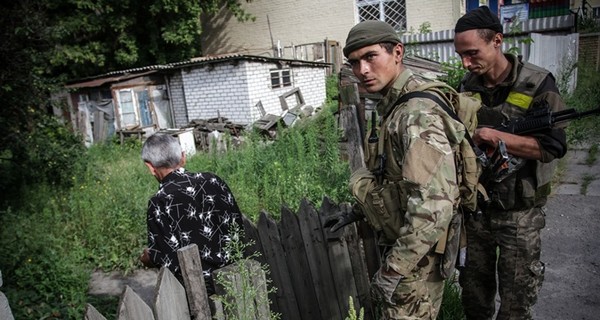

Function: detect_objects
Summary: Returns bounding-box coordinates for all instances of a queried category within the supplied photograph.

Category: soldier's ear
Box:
[394,43,404,63]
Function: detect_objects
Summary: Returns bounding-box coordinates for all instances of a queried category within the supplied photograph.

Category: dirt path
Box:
[532,144,600,320]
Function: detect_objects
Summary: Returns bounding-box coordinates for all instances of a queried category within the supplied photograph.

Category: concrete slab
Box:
[88,269,158,307]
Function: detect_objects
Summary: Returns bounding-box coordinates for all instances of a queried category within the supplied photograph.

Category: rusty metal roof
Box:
[67,54,331,87]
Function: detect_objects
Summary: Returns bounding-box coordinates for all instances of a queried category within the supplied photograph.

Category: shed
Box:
[62,54,331,145]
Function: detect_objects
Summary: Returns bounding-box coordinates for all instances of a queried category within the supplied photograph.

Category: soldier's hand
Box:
[323,206,363,232]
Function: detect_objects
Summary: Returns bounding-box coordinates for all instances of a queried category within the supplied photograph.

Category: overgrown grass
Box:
[0,99,351,319]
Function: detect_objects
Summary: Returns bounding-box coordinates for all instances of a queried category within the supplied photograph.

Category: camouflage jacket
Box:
[374,69,462,276]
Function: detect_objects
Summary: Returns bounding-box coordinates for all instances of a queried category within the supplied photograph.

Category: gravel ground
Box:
[532,144,600,320]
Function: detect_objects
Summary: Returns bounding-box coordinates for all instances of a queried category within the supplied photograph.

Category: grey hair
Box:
[141,133,182,169]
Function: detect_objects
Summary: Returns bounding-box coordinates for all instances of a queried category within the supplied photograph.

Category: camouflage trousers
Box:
[372,250,444,320]
[459,206,546,320]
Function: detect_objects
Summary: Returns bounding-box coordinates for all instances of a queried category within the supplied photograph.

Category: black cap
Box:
[455,6,503,34]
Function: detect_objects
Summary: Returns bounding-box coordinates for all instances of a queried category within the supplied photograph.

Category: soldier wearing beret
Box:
[329,20,465,319]
[453,6,568,320]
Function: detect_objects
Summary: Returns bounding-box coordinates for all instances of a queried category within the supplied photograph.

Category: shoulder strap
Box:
[394,90,480,153]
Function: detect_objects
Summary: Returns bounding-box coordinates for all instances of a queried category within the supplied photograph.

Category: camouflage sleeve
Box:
[383,100,459,276]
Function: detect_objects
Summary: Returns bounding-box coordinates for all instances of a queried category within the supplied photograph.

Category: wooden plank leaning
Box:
[177,244,212,320]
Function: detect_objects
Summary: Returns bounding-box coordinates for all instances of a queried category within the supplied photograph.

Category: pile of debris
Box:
[184,116,246,153]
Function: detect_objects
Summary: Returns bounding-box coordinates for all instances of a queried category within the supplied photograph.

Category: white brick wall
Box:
[171,60,327,126]
[168,73,188,128]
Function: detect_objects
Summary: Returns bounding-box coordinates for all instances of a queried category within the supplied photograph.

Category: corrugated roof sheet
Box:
[67,54,331,86]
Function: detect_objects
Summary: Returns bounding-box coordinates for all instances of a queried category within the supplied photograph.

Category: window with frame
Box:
[270,68,292,89]
[356,0,407,31]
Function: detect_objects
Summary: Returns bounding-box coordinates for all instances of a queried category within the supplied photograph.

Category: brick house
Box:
[62,54,329,145]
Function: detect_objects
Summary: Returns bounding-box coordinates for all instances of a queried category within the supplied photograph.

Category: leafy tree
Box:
[0,0,253,208]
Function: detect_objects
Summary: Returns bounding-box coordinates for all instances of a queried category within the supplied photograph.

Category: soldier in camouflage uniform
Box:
[453,6,568,320]
[328,20,465,319]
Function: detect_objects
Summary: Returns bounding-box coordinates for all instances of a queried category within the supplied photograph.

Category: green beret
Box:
[343,20,401,58]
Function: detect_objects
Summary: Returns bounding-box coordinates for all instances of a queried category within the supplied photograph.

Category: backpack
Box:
[395,81,486,213]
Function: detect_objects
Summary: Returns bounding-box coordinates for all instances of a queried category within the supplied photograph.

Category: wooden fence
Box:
[239,197,380,320]
[83,195,380,320]
[85,103,376,320]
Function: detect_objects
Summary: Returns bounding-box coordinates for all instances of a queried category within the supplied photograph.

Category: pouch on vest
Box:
[438,211,462,279]
[349,167,405,245]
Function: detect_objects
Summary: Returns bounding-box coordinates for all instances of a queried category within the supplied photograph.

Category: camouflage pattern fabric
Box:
[372,251,444,319]
[368,69,461,319]
[459,207,546,320]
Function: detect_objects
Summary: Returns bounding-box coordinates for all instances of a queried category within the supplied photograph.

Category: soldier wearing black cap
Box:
[328,19,464,319]
[453,6,568,320]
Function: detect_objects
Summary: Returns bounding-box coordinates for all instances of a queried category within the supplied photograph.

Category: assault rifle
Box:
[483,105,600,182]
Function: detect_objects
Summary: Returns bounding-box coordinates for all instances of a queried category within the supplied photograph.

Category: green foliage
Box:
[187,110,351,220]
[563,62,600,145]
[578,15,600,33]
[503,19,534,56]
[437,277,465,320]
[0,113,87,208]
[439,57,467,89]
[0,142,149,319]
[0,105,350,318]
[214,226,280,320]
[0,0,256,207]
[344,296,364,320]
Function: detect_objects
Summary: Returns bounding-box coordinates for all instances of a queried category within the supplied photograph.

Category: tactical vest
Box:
[462,57,556,210]
[350,82,466,279]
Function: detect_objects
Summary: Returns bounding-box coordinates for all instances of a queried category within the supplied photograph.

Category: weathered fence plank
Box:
[84,303,107,320]
[116,286,155,320]
[319,197,358,317]
[257,211,301,319]
[297,198,342,319]
[340,105,365,172]
[154,267,191,320]
[279,206,321,320]
[214,259,270,320]
[242,215,268,266]
[177,244,211,320]
[342,213,375,319]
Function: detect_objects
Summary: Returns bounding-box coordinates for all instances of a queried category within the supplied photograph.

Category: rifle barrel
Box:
[553,106,600,123]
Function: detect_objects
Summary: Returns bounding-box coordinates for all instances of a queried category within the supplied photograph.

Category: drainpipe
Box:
[164,74,176,129]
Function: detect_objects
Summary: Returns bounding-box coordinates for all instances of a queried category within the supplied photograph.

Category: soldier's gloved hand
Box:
[371,265,404,305]
[323,205,364,233]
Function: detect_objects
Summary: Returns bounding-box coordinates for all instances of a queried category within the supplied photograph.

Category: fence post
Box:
[340,104,366,172]
[177,244,212,320]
